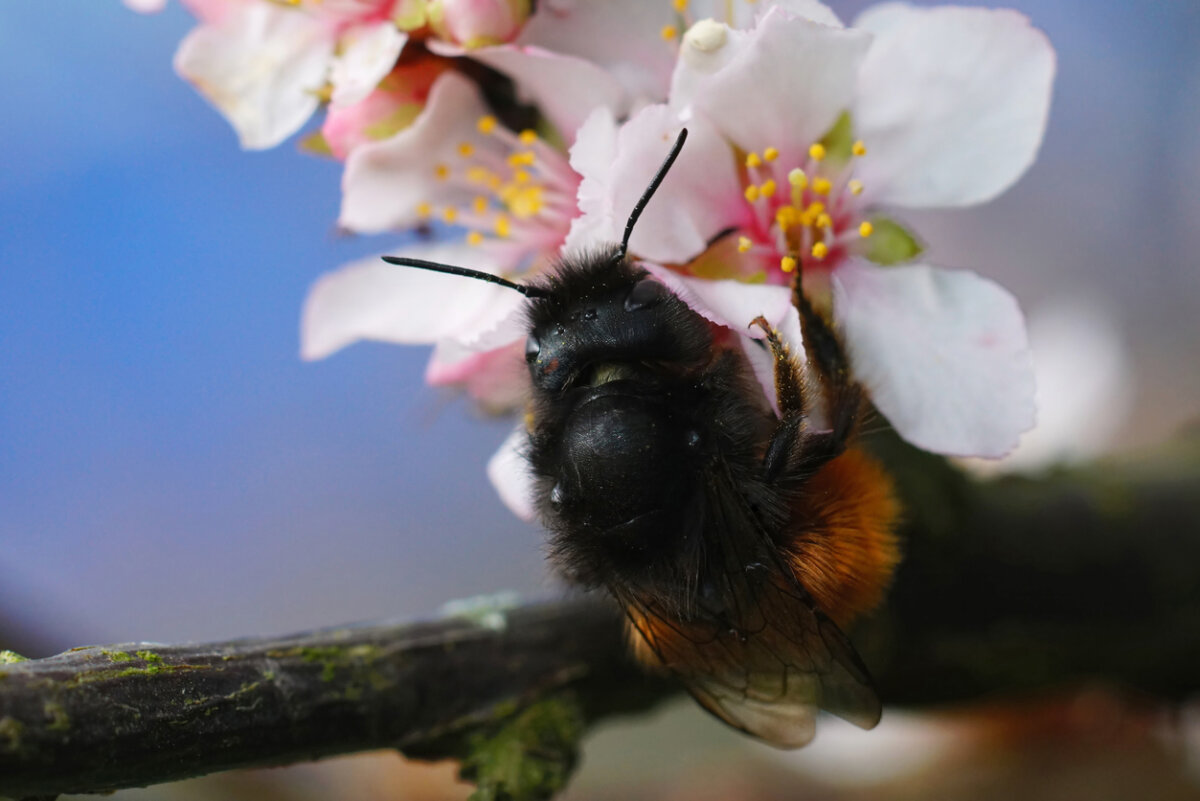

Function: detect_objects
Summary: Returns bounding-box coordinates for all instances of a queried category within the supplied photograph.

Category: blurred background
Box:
[1,2,1198,799]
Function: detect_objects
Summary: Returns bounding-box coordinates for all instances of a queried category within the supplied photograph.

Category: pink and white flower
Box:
[569,3,1055,458]
[302,71,582,407]
[174,0,410,149]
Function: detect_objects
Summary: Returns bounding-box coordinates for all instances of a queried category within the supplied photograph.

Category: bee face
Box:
[524,258,710,395]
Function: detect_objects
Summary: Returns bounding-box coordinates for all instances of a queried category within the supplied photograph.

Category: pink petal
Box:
[517,0,676,102]
[329,23,408,108]
[300,241,527,360]
[174,3,334,150]
[643,265,795,337]
[339,72,488,233]
[487,427,538,522]
[427,339,530,411]
[562,106,620,253]
[448,43,626,140]
[853,4,1056,208]
[672,7,870,165]
[832,260,1036,458]
[574,105,748,263]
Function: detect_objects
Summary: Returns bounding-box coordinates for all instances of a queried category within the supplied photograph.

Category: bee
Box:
[383,129,899,747]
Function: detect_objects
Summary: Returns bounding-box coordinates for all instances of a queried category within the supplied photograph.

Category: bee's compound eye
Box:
[624,278,670,311]
[525,335,540,362]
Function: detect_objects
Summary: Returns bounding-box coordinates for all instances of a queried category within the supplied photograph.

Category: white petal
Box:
[672,7,870,165]
[340,72,489,233]
[427,340,530,412]
[965,303,1131,475]
[595,105,748,263]
[833,261,1035,457]
[688,0,842,29]
[301,241,527,360]
[643,265,795,336]
[853,4,1056,208]
[487,426,538,522]
[125,0,167,12]
[562,106,620,253]
[517,0,676,103]
[329,23,407,108]
[435,43,626,139]
[174,3,333,150]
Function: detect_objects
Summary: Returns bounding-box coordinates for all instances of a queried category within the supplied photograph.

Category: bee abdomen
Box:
[782,449,901,628]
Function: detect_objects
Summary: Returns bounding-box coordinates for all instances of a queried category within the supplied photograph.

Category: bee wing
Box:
[623,463,881,748]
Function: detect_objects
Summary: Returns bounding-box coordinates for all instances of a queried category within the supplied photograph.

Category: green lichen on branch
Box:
[0,651,28,665]
[460,694,585,801]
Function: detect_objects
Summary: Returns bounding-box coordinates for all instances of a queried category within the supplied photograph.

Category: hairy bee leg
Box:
[790,278,865,461]
[749,316,811,483]
[748,316,807,418]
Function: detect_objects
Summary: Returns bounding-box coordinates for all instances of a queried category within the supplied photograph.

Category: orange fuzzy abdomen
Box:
[782,448,901,628]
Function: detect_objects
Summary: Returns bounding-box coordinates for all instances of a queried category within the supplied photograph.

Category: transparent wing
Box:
[622,460,881,748]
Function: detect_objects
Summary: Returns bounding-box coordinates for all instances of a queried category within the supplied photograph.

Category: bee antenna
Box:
[618,127,688,260]
[381,255,548,299]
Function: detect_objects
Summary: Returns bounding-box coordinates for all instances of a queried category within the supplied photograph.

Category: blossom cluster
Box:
[132,0,1056,519]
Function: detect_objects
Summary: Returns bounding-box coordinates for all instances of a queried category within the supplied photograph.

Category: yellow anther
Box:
[775,205,799,229]
[787,168,808,189]
[672,0,688,11]
[859,221,874,238]
[466,166,491,184]
[507,151,536,167]
[501,183,544,218]
[442,206,458,223]
[744,184,760,202]
[477,115,497,134]
[763,146,779,162]
[811,242,829,260]
[472,195,488,214]
[457,141,474,157]
[494,215,511,238]
[806,201,825,217]
[514,170,531,184]
[815,213,832,229]
[852,140,867,157]
[808,143,827,162]
[466,231,484,246]
[849,179,864,195]
[434,163,450,180]
[780,256,797,273]
[760,179,777,198]
[737,236,753,253]
[519,129,538,145]
[745,152,762,169]
[416,201,432,218]
[661,24,679,40]
[813,177,832,196]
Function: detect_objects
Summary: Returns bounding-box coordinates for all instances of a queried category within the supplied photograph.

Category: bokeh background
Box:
[2,2,1199,799]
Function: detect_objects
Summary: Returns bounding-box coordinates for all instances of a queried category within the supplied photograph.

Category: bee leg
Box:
[749,316,810,483]
[790,277,865,465]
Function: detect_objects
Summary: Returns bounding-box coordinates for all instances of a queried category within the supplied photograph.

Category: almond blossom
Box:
[569,3,1055,458]
[170,0,533,150]
[301,71,582,407]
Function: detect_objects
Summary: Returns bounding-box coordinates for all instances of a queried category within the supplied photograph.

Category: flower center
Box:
[418,117,577,252]
[737,138,873,278]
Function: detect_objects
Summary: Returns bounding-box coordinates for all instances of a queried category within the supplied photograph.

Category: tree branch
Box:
[2,431,1199,799]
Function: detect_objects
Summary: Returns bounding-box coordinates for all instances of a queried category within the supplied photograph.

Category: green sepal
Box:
[864,217,924,265]
[819,111,855,163]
